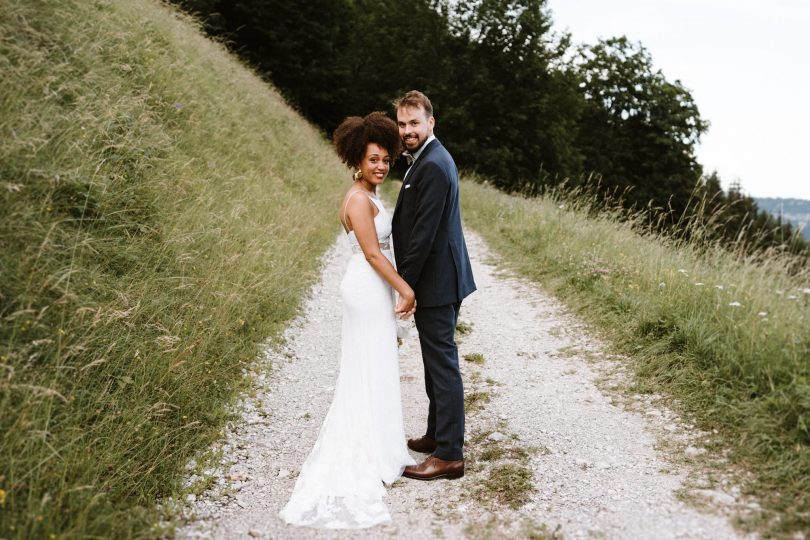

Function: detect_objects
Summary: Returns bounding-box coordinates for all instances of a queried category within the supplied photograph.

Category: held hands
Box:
[395,291,416,318]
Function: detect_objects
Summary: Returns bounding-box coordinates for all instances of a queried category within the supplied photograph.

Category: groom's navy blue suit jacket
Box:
[392,139,476,308]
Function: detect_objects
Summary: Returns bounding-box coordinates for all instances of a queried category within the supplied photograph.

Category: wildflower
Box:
[803,288,810,295]
[659,282,666,288]
[694,282,704,287]
[0,488,6,506]
[715,285,724,290]
[758,312,768,317]
[729,301,741,307]
[558,204,566,210]
[788,294,798,300]
[677,269,688,275]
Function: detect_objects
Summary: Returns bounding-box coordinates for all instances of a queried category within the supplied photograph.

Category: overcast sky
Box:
[547,0,810,200]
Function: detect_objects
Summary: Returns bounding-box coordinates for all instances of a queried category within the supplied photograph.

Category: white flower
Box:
[729,301,741,307]
[677,269,688,274]
[788,294,798,300]
[558,204,566,210]
[715,285,724,290]
[802,288,810,295]
[694,282,704,287]
[659,282,666,288]
[757,312,768,317]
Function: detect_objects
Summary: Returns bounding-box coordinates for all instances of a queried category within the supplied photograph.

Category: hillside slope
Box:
[460,180,810,535]
[0,0,347,537]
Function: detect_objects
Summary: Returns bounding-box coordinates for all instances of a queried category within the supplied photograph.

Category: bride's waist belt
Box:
[350,240,391,254]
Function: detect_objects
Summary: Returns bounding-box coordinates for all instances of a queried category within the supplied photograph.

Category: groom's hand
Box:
[398,303,416,318]
[395,295,416,317]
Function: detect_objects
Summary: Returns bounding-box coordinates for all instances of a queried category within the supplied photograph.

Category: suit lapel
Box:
[395,139,439,215]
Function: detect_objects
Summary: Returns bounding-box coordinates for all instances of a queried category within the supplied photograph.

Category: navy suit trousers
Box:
[414,301,464,461]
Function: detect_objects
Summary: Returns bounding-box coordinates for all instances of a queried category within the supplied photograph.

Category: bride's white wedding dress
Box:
[279,193,415,529]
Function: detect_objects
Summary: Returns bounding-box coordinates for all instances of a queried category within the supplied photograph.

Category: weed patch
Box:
[465,391,491,412]
[456,320,474,336]
[460,179,810,535]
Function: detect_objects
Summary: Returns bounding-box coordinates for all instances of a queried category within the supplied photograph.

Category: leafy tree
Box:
[441,0,583,189]
[169,1,804,255]
[174,0,356,130]
[573,36,708,220]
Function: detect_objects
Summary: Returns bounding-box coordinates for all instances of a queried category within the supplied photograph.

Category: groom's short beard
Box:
[405,136,426,151]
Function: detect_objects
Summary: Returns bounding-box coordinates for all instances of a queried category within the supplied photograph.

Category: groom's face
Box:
[397,105,434,152]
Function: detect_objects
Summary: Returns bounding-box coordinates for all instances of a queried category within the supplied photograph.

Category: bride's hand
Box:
[395,290,415,317]
[397,300,416,319]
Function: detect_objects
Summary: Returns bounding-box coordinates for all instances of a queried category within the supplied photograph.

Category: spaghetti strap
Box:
[341,190,378,233]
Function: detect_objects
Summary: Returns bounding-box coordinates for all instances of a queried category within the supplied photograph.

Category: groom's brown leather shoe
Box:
[407,435,437,453]
[403,455,464,480]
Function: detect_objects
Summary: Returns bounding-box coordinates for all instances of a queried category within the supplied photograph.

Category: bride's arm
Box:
[346,196,415,314]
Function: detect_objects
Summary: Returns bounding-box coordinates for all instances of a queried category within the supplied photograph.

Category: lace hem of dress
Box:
[280,493,391,529]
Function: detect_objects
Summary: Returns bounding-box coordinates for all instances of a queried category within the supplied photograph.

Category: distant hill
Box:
[755,197,810,239]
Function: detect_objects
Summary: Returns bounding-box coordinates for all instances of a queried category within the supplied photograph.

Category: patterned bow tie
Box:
[403,151,414,166]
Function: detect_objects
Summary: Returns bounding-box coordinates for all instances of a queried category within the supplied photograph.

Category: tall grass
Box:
[460,179,810,535]
[1,0,347,537]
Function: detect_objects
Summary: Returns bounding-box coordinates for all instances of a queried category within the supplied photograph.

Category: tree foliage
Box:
[573,36,708,219]
[171,0,807,255]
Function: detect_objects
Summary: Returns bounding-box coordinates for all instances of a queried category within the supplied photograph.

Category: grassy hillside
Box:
[0,0,347,537]
[459,180,810,535]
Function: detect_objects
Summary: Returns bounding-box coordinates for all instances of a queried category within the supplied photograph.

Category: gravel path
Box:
[173,226,754,540]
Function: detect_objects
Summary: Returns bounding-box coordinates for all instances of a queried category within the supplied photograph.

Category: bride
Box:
[279,112,417,529]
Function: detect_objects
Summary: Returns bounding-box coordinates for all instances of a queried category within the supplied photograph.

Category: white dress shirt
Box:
[403,134,436,182]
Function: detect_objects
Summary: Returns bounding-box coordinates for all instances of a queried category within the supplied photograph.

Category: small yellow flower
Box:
[0,488,6,506]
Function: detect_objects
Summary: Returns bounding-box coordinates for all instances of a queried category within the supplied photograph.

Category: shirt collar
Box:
[409,134,436,164]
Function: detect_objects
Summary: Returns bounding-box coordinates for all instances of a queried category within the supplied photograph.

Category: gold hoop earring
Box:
[353,170,363,181]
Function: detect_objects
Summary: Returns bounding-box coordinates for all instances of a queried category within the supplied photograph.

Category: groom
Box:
[391,90,476,480]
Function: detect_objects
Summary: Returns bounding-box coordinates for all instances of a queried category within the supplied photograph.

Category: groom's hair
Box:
[333,112,402,168]
[392,90,433,118]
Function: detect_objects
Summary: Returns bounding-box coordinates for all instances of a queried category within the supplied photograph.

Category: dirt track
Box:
[174,227,752,539]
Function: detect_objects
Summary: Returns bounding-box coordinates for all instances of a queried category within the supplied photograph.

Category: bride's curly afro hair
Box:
[333,112,401,168]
